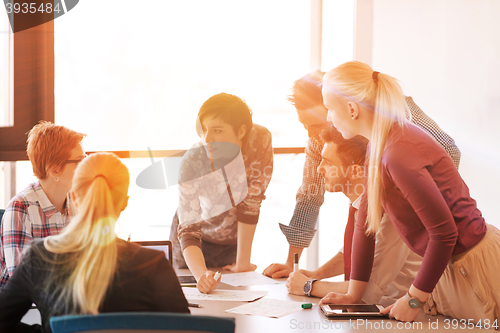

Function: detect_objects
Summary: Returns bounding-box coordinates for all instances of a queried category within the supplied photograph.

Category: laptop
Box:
[131,240,196,286]
[131,240,173,266]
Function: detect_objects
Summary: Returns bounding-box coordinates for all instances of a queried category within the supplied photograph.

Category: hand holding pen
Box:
[197,270,221,294]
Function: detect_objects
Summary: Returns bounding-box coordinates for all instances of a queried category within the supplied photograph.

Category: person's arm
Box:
[346,180,376,298]
[1,198,32,288]
[223,222,257,272]
[381,285,429,322]
[319,280,368,305]
[286,250,345,297]
[286,270,349,297]
[385,141,457,294]
[264,138,325,278]
[228,126,273,273]
[379,142,458,322]
[405,96,461,169]
[178,221,219,294]
[182,245,221,294]
[263,245,303,278]
[310,251,344,279]
[312,281,349,298]
[176,151,218,292]
[286,249,345,281]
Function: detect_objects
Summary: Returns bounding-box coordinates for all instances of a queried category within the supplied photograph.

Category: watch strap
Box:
[304,279,317,297]
[405,291,425,308]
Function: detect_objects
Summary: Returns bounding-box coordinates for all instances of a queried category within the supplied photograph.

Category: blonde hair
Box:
[42,152,129,314]
[323,61,407,234]
[26,121,86,179]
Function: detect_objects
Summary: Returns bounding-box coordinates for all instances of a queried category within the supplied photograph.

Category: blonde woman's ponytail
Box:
[42,153,129,314]
[323,61,407,234]
[366,72,407,234]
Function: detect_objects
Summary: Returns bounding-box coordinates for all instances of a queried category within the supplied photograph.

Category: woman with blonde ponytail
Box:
[319,61,500,324]
[0,153,189,333]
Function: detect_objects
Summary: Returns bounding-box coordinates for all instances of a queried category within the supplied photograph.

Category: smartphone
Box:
[320,304,388,318]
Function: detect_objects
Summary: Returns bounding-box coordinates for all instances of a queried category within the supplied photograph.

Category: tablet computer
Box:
[320,304,388,318]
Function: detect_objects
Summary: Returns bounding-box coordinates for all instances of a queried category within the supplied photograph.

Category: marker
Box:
[294,253,299,272]
[188,303,204,308]
[301,303,313,309]
[214,271,221,281]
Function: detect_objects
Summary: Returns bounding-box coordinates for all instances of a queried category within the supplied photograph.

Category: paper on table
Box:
[225,298,303,318]
[182,287,268,302]
[221,271,283,287]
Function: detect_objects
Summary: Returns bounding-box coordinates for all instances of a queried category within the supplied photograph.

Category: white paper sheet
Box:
[220,271,283,287]
[225,298,304,318]
[182,287,268,302]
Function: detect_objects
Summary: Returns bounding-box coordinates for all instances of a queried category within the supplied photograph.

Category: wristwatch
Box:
[303,279,317,297]
[405,291,426,308]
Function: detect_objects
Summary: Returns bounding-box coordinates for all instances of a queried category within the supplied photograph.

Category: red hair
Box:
[26,121,86,179]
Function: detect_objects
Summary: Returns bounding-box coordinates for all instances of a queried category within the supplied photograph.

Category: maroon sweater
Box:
[351,122,486,293]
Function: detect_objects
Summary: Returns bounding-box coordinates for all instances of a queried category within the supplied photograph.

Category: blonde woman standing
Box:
[0,153,189,333]
[319,61,500,325]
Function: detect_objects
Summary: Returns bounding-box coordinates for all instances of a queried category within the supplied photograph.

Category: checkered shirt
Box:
[405,96,461,169]
[279,137,325,248]
[280,96,461,248]
[0,181,72,287]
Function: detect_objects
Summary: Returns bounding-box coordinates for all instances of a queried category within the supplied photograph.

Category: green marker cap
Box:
[301,303,313,309]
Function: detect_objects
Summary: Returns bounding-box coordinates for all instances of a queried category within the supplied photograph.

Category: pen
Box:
[214,271,221,281]
[188,303,203,308]
[294,253,299,272]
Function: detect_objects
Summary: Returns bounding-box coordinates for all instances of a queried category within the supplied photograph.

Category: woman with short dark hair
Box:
[170,93,274,293]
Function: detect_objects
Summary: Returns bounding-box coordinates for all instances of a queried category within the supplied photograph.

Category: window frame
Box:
[0,19,54,161]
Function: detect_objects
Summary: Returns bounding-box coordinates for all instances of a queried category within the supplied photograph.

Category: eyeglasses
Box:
[62,153,88,165]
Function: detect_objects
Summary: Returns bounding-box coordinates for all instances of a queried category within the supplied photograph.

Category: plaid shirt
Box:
[0,181,72,287]
[280,96,461,248]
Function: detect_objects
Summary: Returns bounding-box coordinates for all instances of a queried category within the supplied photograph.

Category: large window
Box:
[54,0,312,151]
[12,0,355,269]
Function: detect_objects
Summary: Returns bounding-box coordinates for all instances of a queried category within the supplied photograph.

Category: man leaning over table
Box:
[285,126,422,306]
[263,71,461,281]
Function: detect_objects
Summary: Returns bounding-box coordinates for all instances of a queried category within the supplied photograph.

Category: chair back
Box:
[50,312,235,333]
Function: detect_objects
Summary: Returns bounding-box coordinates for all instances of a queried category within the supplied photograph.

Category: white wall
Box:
[368,0,500,227]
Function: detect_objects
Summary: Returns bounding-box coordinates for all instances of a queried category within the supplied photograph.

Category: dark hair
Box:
[197,93,253,146]
[320,125,368,167]
[287,71,325,111]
